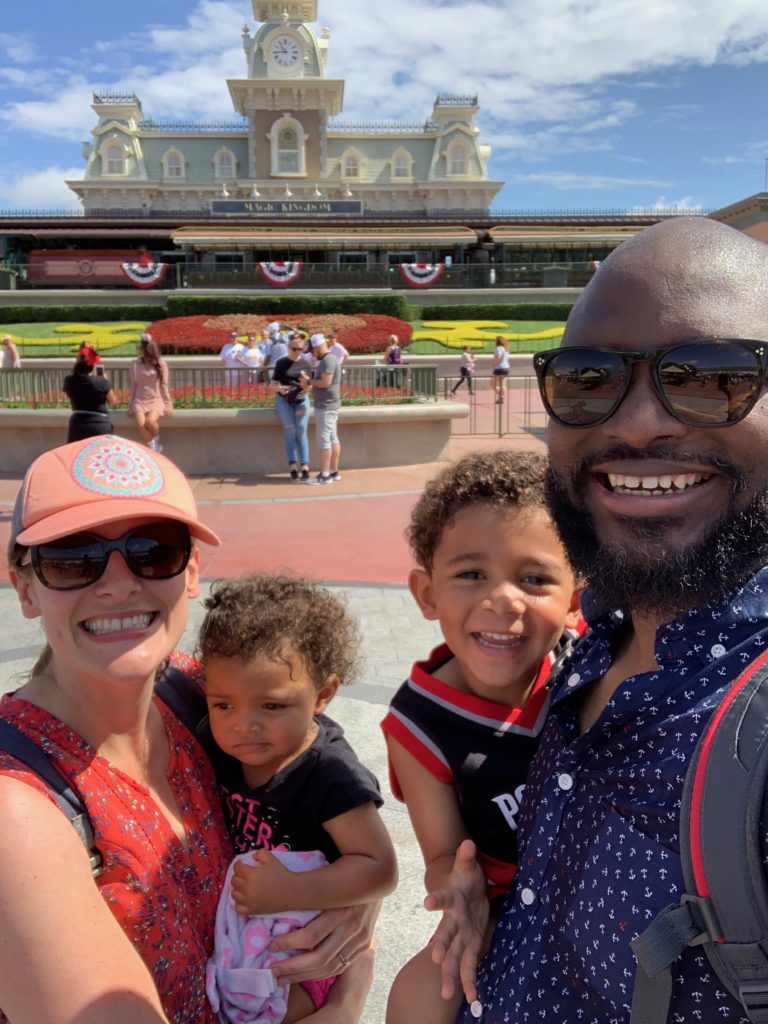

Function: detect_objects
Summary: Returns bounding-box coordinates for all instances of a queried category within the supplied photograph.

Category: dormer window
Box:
[340,147,364,181]
[448,142,468,176]
[163,149,185,179]
[105,143,125,175]
[214,149,237,179]
[391,149,414,181]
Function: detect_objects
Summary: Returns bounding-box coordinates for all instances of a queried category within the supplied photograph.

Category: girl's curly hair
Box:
[197,572,361,689]
[407,449,550,570]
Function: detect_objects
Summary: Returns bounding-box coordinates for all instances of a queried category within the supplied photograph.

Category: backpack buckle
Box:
[738,981,768,1022]
[680,894,723,945]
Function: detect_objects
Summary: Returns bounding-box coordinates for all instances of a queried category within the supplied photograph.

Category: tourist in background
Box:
[452,345,476,395]
[63,353,116,443]
[328,331,349,366]
[307,333,342,486]
[491,335,509,404]
[272,334,312,481]
[242,335,264,382]
[129,332,173,452]
[1,335,20,370]
[384,335,403,366]
[220,331,245,388]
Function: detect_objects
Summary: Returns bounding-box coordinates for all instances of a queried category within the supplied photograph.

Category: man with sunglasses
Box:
[450,218,768,1024]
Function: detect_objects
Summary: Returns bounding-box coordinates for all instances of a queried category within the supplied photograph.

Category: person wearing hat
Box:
[306,333,342,485]
[0,435,378,1023]
[62,351,116,443]
[128,333,173,453]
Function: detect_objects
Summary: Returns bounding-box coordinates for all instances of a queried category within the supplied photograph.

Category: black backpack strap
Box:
[631,650,768,1023]
[154,664,217,758]
[0,719,103,876]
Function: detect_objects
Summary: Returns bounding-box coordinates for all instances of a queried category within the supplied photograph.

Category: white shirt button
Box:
[470,1000,483,1018]
[558,773,574,791]
[567,672,581,687]
[520,887,536,906]
[710,644,726,658]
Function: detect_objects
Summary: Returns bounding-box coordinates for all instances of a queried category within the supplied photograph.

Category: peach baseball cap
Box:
[11,435,220,548]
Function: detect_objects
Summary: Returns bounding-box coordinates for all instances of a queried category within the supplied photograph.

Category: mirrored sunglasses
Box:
[533,339,768,428]
[29,521,192,591]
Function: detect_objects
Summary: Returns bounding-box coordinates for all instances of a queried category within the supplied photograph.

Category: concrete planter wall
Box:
[0,403,468,475]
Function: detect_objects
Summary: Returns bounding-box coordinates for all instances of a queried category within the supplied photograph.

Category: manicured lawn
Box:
[409,320,565,354]
[0,322,147,357]
[0,318,566,358]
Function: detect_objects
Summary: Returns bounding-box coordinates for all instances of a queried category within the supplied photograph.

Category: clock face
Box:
[270,35,301,68]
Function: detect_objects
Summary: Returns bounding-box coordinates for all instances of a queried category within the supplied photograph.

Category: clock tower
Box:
[229,1,344,182]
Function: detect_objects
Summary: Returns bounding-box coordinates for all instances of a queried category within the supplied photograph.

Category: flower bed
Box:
[145,313,413,355]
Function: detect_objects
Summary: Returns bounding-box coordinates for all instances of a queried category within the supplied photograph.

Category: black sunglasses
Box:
[533,339,768,428]
[29,521,192,591]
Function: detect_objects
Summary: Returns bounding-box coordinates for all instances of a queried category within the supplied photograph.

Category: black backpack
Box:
[630,650,768,1023]
[0,666,211,877]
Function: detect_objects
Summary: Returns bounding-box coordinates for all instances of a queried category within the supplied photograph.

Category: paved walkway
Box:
[0,430,545,1023]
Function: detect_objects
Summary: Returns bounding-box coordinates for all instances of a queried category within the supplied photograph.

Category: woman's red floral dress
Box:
[0,659,232,1024]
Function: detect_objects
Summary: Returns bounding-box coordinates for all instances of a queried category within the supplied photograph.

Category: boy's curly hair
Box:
[408,449,550,570]
[197,572,361,689]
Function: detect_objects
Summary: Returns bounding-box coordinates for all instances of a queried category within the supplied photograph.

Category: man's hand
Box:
[424,839,489,1005]
[231,850,296,916]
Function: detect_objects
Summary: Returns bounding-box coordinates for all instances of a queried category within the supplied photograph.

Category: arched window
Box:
[448,143,468,176]
[278,127,300,173]
[391,149,413,180]
[163,149,185,179]
[105,143,125,175]
[340,147,363,181]
[214,149,236,179]
[268,115,307,176]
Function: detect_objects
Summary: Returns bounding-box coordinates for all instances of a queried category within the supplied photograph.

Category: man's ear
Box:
[408,567,439,621]
[315,674,340,713]
[10,569,42,621]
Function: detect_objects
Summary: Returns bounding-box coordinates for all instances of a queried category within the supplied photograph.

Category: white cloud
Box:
[0,167,83,210]
[628,195,704,212]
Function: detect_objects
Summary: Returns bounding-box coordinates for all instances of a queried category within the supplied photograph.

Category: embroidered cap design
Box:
[72,437,164,497]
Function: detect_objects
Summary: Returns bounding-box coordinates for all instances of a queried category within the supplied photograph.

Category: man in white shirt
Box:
[328,331,349,366]
[220,331,245,387]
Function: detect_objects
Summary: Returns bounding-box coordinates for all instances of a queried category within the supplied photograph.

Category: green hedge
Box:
[165,293,411,319]
[0,305,166,323]
[416,302,574,321]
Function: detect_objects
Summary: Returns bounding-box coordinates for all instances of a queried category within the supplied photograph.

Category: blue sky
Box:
[2,0,768,214]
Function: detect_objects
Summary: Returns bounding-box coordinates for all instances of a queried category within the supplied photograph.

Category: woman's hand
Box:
[269,901,380,984]
[424,839,489,1005]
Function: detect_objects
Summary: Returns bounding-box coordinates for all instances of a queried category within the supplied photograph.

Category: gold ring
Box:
[337,952,350,969]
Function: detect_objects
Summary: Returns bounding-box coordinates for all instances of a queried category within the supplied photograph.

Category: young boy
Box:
[382,450,583,1023]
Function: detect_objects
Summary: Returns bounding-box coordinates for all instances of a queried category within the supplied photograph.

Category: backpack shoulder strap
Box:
[154,664,216,758]
[0,719,103,876]
[631,649,768,1023]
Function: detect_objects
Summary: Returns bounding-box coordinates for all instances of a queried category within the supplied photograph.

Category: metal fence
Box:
[442,372,547,437]
[0,365,438,409]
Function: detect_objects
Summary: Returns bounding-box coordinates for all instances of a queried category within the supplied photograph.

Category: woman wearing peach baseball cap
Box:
[0,435,375,1024]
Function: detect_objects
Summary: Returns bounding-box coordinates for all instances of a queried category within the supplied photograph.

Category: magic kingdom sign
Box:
[210,199,363,216]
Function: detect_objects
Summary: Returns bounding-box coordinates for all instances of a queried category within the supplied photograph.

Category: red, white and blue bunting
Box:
[120,260,168,289]
[257,261,303,287]
[399,263,445,289]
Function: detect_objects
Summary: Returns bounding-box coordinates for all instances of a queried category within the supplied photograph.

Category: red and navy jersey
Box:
[381,633,581,893]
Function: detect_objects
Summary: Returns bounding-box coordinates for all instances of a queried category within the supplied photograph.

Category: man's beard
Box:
[546,448,768,619]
